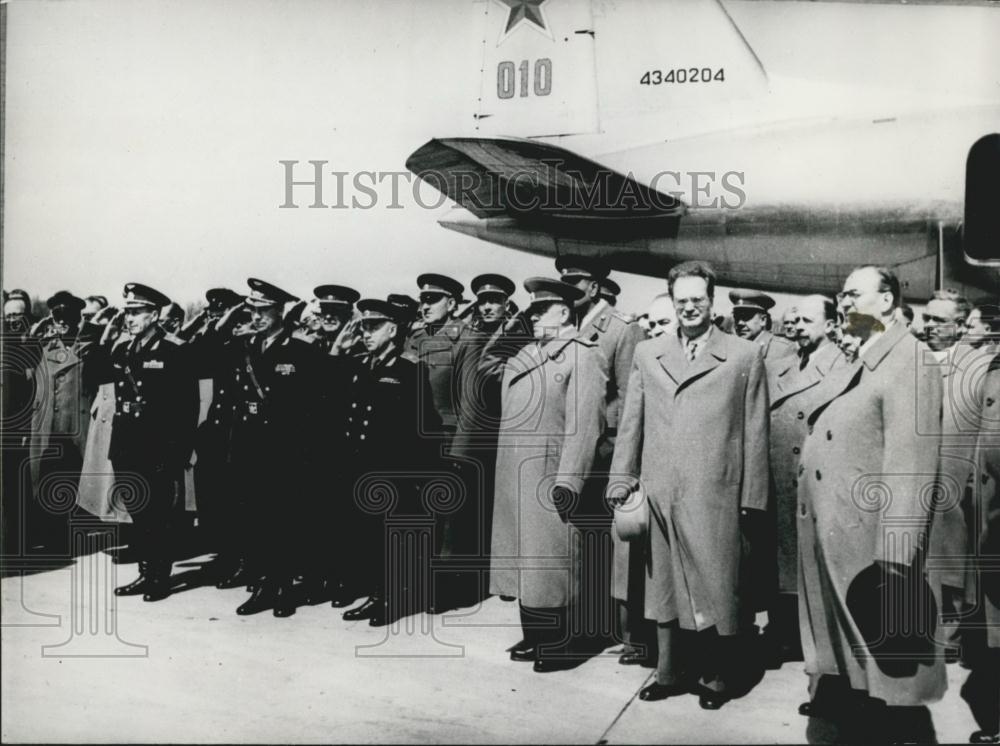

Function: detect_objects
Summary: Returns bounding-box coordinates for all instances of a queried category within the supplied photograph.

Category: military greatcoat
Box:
[489,330,608,609]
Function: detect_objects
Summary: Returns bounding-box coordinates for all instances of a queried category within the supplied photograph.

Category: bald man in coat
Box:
[797,266,945,726]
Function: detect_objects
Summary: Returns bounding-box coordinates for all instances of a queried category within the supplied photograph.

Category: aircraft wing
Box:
[405,137,684,233]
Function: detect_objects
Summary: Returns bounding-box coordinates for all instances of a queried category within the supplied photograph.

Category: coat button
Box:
[796,411,804,420]
[137,381,143,386]
[363,420,368,426]
[360,434,365,440]
[799,503,807,517]
[815,470,822,480]
[117,381,124,387]
[352,403,357,408]
[826,430,832,440]
[798,465,804,476]
[214,419,219,425]
[792,447,800,455]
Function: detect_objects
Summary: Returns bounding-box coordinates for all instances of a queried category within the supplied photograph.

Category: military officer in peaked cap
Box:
[491,277,608,671]
[599,277,622,307]
[435,273,518,611]
[387,293,421,338]
[297,283,361,603]
[338,298,442,624]
[26,291,96,552]
[729,288,796,367]
[84,283,199,601]
[404,273,470,448]
[311,284,361,355]
[201,278,323,617]
[557,254,647,659]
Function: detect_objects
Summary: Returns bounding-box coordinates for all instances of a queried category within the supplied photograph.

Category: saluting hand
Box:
[91,306,118,325]
[332,317,362,356]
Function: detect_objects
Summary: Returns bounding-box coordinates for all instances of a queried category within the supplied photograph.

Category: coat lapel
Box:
[772,343,841,407]
[656,329,725,394]
[655,334,687,386]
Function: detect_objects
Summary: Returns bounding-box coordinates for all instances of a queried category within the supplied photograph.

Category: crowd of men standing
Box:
[2,258,998,743]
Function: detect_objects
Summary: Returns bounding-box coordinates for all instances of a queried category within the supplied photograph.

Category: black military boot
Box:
[215,558,250,590]
[302,577,329,605]
[114,561,150,596]
[330,581,358,608]
[343,595,383,621]
[142,561,173,602]
[236,578,276,615]
[273,581,296,618]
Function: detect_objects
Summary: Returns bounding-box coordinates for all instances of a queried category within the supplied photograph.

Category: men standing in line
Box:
[922,289,990,660]
[556,255,645,658]
[176,288,244,579]
[86,284,199,602]
[797,266,945,731]
[965,301,999,351]
[764,295,849,666]
[404,274,468,448]
[607,260,770,708]
[205,279,322,618]
[302,284,360,604]
[961,351,1000,745]
[309,285,360,354]
[491,278,607,672]
[780,307,799,340]
[339,299,442,625]
[27,292,97,553]
[3,294,40,556]
[438,273,516,611]
[730,289,797,367]
[599,277,622,307]
[644,293,677,339]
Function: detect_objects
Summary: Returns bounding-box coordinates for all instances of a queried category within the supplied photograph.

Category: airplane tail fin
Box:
[471,0,769,140]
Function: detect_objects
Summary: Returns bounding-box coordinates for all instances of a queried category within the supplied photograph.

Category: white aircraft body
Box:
[406,0,1000,301]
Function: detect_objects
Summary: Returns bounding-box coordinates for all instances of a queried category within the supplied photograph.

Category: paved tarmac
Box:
[0,550,980,744]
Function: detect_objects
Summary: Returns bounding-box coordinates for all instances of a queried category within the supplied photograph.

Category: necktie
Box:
[686,338,700,362]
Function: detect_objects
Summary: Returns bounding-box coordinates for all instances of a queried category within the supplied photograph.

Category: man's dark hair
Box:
[929,289,972,322]
[853,265,901,310]
[667,260,717,300]
[821,297,837,322]
[900,303,915,324]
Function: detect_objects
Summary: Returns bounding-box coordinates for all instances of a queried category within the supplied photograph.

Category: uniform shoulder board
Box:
[163,332,185,346]
[444,318,466,340]
[611,308,634,323]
